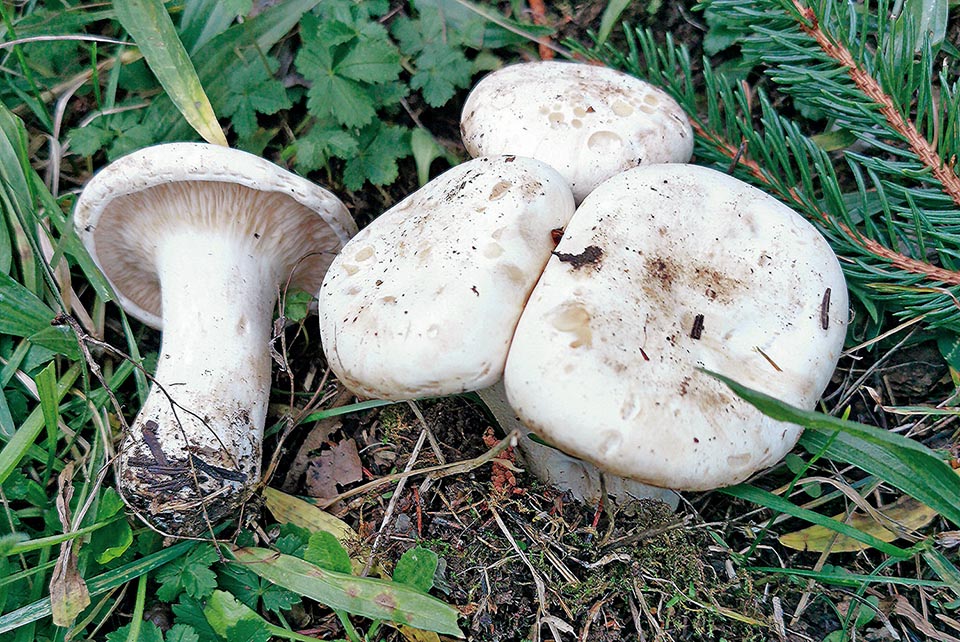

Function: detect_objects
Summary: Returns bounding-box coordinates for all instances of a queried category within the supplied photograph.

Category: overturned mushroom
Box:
[75,142,357,535]
[460,60,694,203]
[504,164,848,490]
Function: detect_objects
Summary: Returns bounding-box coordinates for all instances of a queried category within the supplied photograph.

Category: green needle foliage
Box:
[587,0,960,330]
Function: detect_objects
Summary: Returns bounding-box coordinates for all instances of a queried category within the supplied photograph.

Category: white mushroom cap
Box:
[74,142,357,328]
[503,164,848,491]
[318,156,576,400]
[460,61,694,203]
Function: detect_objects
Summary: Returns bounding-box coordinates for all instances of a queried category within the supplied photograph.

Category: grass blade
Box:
[709,371,960,528]
[596,0,632,45]
[720,484,913,558]
[149,0,321,141]
[112,0,227,146]
[0,538,198,634]
[0,362,81,487]
[231,547,463,636]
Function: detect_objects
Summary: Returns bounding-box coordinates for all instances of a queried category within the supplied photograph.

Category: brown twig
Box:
[316,430,522,509]
[527,0,554,61]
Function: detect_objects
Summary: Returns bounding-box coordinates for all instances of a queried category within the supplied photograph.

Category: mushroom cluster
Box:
[318,60,848,501]
[75,60,849,535]
[75,143,357,535]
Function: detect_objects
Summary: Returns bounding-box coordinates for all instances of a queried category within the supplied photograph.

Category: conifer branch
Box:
[789,0,960,206]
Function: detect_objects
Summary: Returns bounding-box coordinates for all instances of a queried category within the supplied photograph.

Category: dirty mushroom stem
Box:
[119,229,280,531]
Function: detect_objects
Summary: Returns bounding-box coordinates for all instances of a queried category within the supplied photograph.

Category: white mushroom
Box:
[460,61,694,203]
[318,155,575,399]
[503,164,848,491]
[74,142,357,535]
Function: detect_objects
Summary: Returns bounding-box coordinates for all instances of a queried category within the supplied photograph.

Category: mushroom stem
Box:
[116,229,279,535]
[475,383,679,510]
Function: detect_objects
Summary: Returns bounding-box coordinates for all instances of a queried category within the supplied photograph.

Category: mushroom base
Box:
[115,407,261,536]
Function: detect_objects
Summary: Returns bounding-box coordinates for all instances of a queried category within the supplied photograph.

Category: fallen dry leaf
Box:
[779,493,937,553]
[49,463,90,628]
[397,624,442,642]
[304,438,364,499]
[892,595,960,642]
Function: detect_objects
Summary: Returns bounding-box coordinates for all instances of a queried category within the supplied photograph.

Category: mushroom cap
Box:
[503,164,848,491]
[74,142,357,328]
[318,155,576,400]
[460,61,694,202]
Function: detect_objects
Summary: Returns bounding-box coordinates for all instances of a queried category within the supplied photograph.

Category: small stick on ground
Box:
[319,430,522,509]
[528,0,554,60]
[362,427,428,577]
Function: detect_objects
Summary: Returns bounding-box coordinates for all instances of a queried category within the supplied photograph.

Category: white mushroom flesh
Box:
[319,156,576,399]
[503,164,848,491]
[460,61,694,203]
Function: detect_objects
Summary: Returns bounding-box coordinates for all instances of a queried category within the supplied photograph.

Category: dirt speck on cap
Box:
[552,245,603,270]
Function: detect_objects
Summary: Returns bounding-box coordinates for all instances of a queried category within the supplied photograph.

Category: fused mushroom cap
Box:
[504,164,848,491]
[460,61,694,202]
[74,143,357,328]
[319,155,576,400]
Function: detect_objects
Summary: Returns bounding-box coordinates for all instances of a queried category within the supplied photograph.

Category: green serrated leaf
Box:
[202,590,280,642]
[335,38,401,84]
[217,563,300,613]
[67,125,111,157]
[106,621,164,642]
[342,124,410,190]
[113,0,227,145]
[164,623,201,642]
[155,544,219,602]
[275,523,311,557]
[172,595,222,642]
[306,70,377,128]
[227,619,272,642]
[294,124,360,173]
[281,289,314,324]
[231,547,462,635]
[411,43,472,108]
[392,547,438,593]
[304,531,352,574]
[220,56,291,139]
